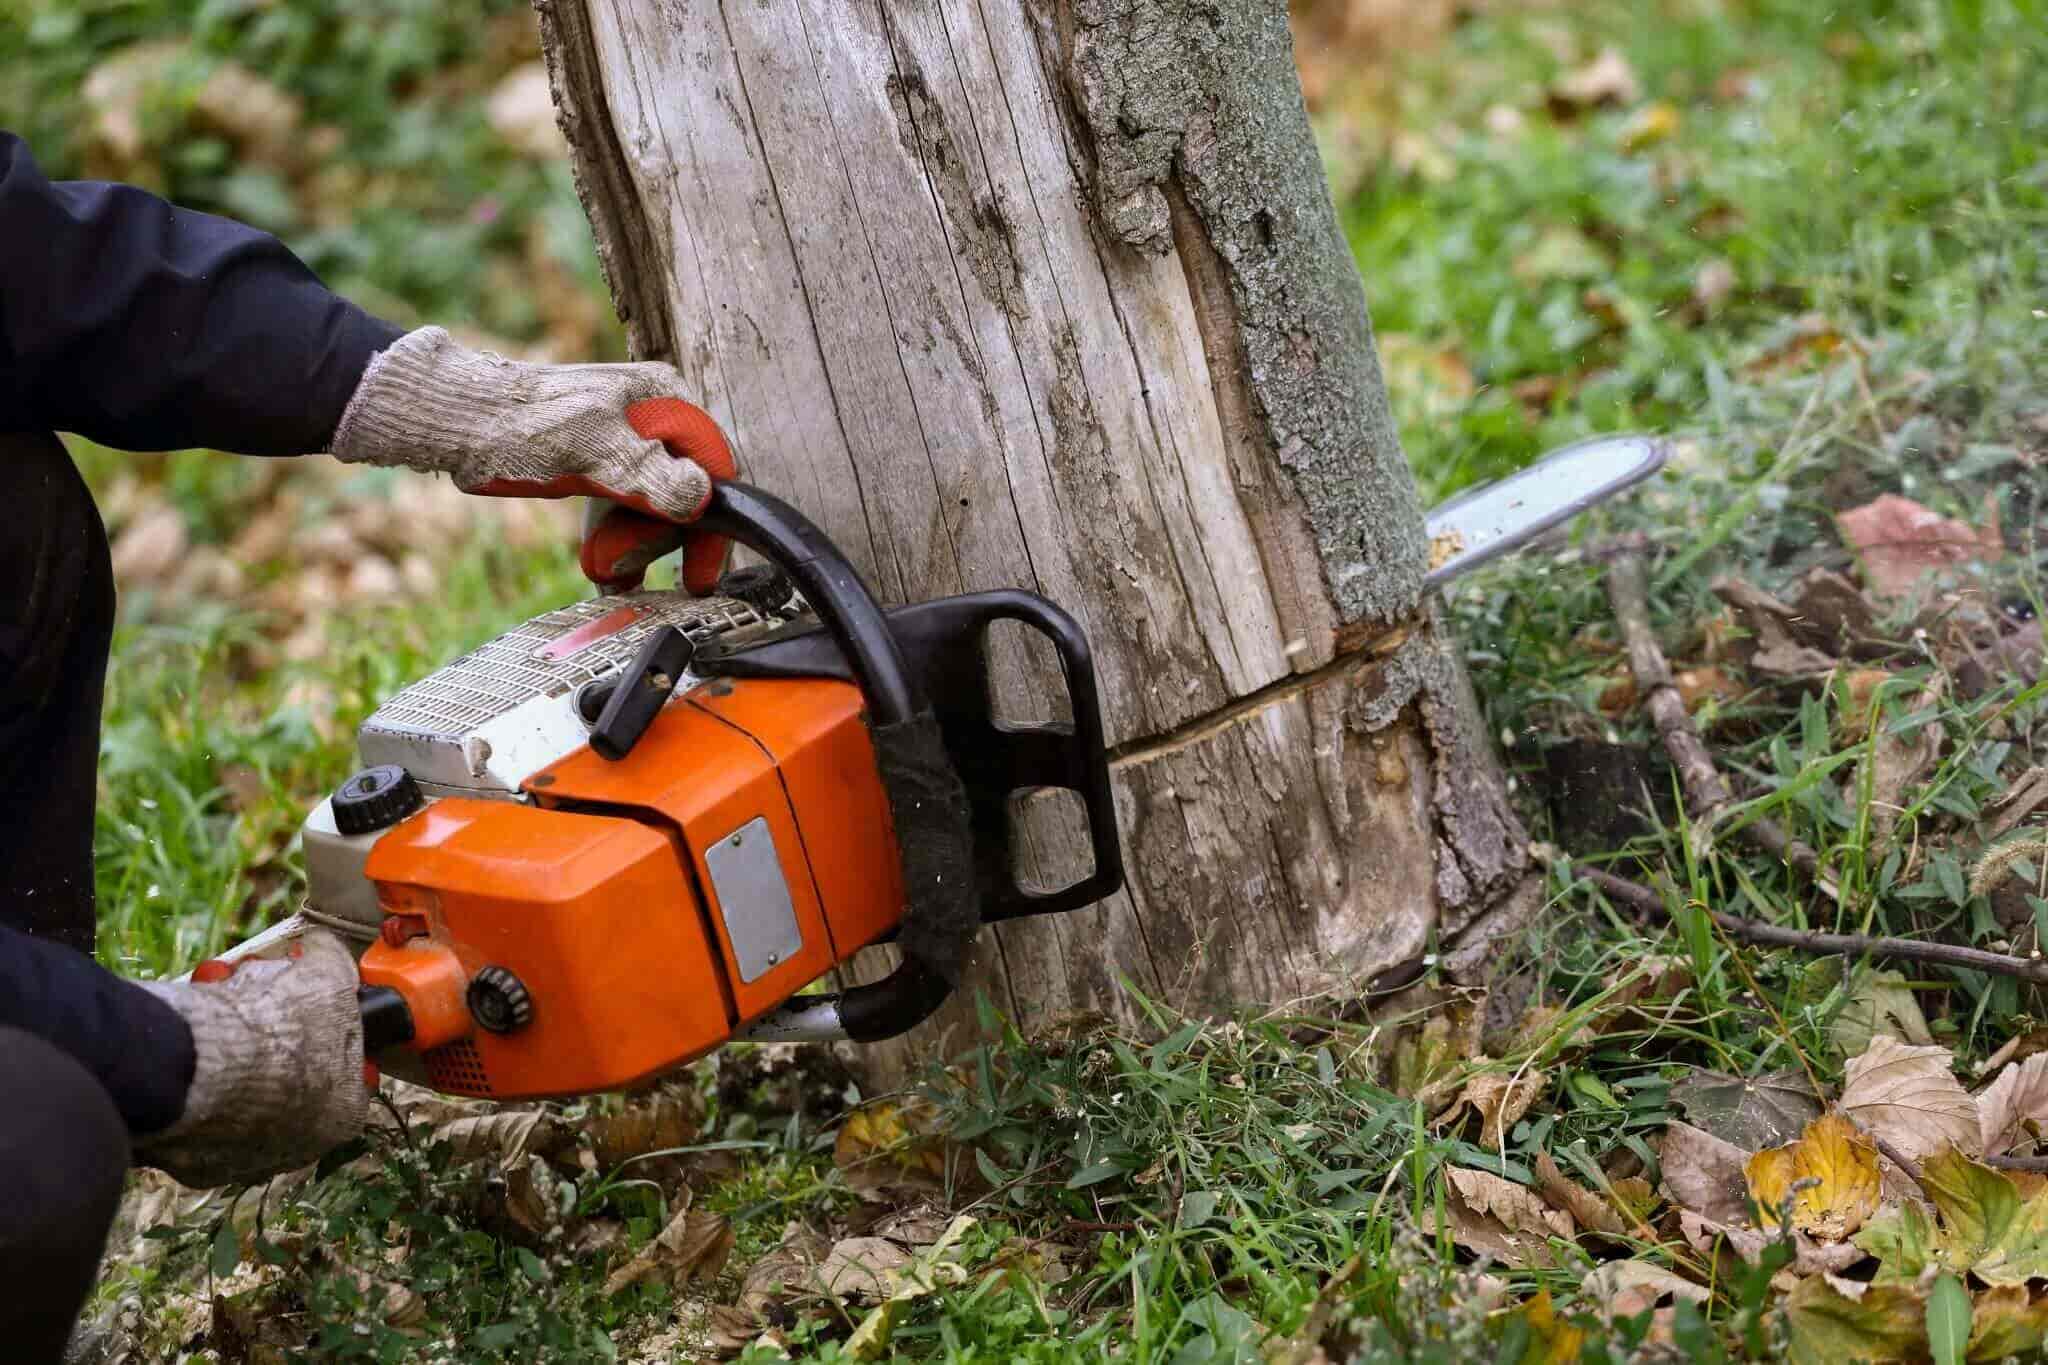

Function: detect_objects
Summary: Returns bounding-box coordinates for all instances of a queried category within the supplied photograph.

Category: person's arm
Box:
[0,922,366,1187]
[0,131,400,455]
[0,923,194,1134]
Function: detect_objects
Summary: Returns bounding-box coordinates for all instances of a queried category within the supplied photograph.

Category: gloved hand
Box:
[133,929,368,1189]
[330,326,737,594]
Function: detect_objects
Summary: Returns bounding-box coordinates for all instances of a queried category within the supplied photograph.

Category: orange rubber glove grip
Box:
[578,398,738,595]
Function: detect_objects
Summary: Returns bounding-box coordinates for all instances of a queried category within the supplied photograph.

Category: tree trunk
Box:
[535,0,1534,1081]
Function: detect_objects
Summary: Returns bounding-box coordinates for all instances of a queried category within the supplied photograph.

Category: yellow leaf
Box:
[1510,1290,1585,1365]
[1619,101,1681,152]
[1967,1284,2048,1361]
[1746,1111,1882,1242]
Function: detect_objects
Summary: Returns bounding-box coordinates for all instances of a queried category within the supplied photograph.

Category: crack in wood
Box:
[1110,618,1417,770]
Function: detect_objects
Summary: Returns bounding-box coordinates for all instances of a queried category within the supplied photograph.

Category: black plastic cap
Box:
[467,966,534,1034]
[717,563,795,617]
[331,764,423,836]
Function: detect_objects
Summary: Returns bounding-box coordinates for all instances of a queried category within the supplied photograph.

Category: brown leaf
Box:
[1549,47,1641,110]
[1979,1053,2048,1157]
[1746,1112,1882,1242]
[602,1203,734,1296]
[1830,967,1935,1058]
[1692,259,1737,311]
[1675,666,1746,714]
[487,63,569,160]
[1839,494,2002,602]
[1859,672,1947,843]
[1657,1121,1753,1224]
[1582,1259,1707,1321]
[1840,1036,1980,1163]
[811,1237,914,1304]
[1448,1068,1549,1149]
[431,1111,575,1170]
[1670,1067,1823,1151]
[109,503,188,587]
[834,1099,954,1202]
[1710,578,1840,679]
[1425,1167,1574,1269]
[1533,1151,1632,1239]
[1677,1210,1867,1279]
[587,1089,700,1169]
[737,1222,833,1316]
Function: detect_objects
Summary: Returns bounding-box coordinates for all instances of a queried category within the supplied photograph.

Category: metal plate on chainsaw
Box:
[358,592,783,792]
[704,816,805,983]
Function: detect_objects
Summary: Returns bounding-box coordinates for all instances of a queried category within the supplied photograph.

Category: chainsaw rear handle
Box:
[693,482,980,1043]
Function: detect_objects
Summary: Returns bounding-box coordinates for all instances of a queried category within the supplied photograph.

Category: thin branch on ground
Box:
[1566,861,2048,985]
[1604,540,1836,895]
[1985,1155,2048,1174]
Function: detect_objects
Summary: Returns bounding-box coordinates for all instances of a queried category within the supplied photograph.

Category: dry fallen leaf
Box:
[1533,1151,1632,1239]
[834,1100,952,1202]
[587,1089,701,1169]
[1670,1067,1823,1151]
[1966,1283,2048,1360]
[1779,1273,1926,1365]
[1658,1120,1753,1225]
[1425,1167,1574,1269]
[1746,1112,1883,1242]
[1830,967,1936,1059]
[1840,1036,1981,1164]
[1692,258,1737,311]
[602,1204,735,1296]
[1859,672,1948,844]
[1550,47,1642,110]
[1839,493,2002,601]
[1582,1259,1707,1321]
[1979,1053,2048,1157]
[1447,1068,1549,1150]
[1678,1209,1867,1281]
[813,1237,913,1303]
[1617,101,1680,152]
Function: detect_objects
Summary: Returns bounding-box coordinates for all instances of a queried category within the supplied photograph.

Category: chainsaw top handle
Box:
[694,482,980,1044]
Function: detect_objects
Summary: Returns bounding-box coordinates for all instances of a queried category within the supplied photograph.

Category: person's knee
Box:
[0,1028,131,1293]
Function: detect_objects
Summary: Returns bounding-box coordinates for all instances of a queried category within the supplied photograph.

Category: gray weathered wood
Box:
[537,0,1532,1081]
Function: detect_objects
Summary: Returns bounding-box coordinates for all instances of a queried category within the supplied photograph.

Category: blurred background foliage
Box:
[1,0,620,357]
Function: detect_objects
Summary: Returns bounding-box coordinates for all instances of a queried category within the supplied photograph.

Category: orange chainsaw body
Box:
[357,676,902,1100]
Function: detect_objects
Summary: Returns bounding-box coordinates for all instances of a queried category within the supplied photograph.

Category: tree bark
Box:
[535,0,1532,1081]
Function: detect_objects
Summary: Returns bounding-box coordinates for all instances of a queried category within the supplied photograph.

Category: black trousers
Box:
[2,432,123,1360]
[2,430,112,953]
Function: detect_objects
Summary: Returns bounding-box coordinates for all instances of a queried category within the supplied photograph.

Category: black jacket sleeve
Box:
[0,924,195,1134]
[0,131,403,454]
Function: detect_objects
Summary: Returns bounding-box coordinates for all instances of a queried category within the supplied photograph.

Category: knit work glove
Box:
[133,930,367,1189]
[330,326,737,594]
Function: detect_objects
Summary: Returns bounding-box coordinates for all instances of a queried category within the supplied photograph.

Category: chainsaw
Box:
[230,481,1122,1100]
[221,433,1667,1100]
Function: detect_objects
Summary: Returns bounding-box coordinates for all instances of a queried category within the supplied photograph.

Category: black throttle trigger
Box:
[590,626,694,761]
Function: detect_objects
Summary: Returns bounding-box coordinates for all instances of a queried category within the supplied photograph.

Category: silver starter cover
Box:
[358,590,783,794]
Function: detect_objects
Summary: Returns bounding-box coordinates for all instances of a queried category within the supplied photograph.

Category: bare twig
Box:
[1605,543,1836,894]
[1985,1154,2048,1174]
[1569,862,2048,985]
[1871,1135,1926,1194]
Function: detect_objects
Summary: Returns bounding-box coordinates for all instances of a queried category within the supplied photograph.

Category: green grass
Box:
[35,0,2048,1358]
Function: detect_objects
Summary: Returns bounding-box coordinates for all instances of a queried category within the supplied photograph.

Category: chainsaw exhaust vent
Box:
[422,1039,493,1096]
